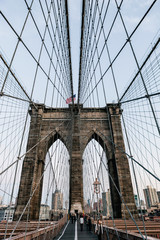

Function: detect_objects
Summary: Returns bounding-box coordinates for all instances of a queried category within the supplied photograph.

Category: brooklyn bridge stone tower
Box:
[14,103,137,220]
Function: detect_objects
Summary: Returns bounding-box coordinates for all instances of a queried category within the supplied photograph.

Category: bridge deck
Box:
[1,219,160,239]
[55,220,98,240]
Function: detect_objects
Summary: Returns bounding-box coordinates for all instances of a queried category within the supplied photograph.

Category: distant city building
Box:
[83,200,87,207]
[0,196,2,205]
[3,206,15,221]
[84,203,92,214]
[136,200,147,215]
[147,203,160,215]
[65,200,69,210]
[143,186,159,209]
[93,202,97,211]
[102,193,107,216]
[39,204,50,220]
[52,189,63,210]
[157,191,160,203]
[134,195,139,207]
[102,190,112,217]
[140,200,145,206]
[84,199,92,213]
[134,195,146,210]
[140,200,146,209]
[0,207,7,222]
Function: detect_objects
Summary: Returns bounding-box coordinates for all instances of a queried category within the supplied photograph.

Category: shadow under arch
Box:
[85,131,110,158]
[82,130,114,160]
[47,132,70,155]
[41,131,71,160]
[82,131,122,219]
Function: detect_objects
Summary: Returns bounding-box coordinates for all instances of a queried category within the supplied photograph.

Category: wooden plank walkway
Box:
[103,219,160,238]
[0,221,55,239]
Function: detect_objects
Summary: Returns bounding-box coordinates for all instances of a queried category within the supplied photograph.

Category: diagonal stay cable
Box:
[119,37,160,102]
[97,129,160,182]
[0,11,67,102]
[0,118,71,176]
[0,0,34,93]
[114,0,160,136]
[82,0,158,105]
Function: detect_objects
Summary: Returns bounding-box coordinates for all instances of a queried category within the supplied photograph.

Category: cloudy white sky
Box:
[68,0,160,102]
[0,0,160,102]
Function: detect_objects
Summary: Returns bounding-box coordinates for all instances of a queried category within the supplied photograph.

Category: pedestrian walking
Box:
[73,213,76,223]
[88,216,92,231]
[79,214,84,231]
[95,219,103,240]
[71,214,74,223]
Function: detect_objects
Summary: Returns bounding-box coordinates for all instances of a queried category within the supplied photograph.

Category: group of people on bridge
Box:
[70,212,103,239]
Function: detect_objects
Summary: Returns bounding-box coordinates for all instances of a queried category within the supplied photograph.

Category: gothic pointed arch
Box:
[44,131,70,157]
[15,103,137,221]
[82,130,114,161]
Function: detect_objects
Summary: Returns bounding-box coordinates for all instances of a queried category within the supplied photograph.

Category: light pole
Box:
[93,178,101,219]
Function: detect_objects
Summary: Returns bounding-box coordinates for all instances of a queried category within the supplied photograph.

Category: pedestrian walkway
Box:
[55,220,98,240]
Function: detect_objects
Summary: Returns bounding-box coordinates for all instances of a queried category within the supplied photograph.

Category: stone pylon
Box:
[14,103,137,220]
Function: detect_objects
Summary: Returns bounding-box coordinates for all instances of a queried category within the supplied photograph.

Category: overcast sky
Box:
[0,0,160,103]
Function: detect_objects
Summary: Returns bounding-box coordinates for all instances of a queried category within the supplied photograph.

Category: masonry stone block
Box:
[14,103,137,220]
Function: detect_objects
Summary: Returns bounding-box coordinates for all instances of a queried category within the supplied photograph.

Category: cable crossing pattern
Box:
[0,0,160,239]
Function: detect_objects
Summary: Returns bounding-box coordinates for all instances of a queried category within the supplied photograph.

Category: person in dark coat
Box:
[74,213,77,222]
[71,214,74,223]
[88,216,92,231]
[95,219,103,240]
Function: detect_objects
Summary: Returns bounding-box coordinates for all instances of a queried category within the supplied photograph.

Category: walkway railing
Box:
[90,218,160,240]
[102,226,159,240]
[5,215,67,240]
